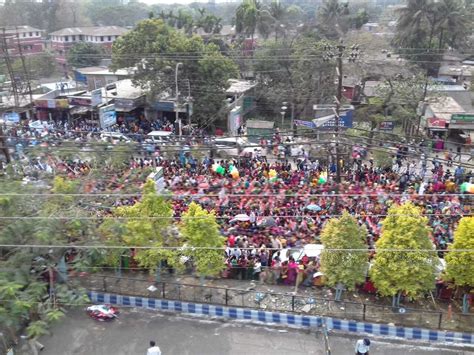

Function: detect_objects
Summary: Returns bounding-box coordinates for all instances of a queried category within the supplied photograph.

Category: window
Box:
[108,36,112,41]
[23,45,33,51]
[72,35,76,41]
[36,32,39,36]
[22,33,26,37]
[79,35,83,41]
[100,36,104,42]
[65,36,69,42]
[29,32,32,37]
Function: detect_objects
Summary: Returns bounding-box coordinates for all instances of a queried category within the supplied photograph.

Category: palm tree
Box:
[436,0,471,49]
[269,0,286,41]
[395,0,437,48]
[317,0,350,38]
[235,0,272,40]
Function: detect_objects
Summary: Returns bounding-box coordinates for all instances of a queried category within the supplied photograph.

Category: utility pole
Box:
[1,28,19,107]
[16,28,33,104]
[175,62,183,136]
[323,41,359,183]
[0,125,11,164]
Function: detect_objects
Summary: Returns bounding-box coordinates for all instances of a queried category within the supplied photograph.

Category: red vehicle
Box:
[86,304,119,322]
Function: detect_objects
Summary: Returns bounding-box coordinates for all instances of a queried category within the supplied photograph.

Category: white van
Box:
[100,132,131,143]
[214,137,261,157]
[145,131,174,145]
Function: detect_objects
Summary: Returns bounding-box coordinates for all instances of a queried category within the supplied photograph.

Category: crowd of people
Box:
[2,121,473,288]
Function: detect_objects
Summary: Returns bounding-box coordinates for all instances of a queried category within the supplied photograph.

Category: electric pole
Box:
[323,41,360,183]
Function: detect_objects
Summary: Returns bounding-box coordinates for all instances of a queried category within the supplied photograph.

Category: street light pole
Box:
[334,42,344,183]
[175,62,183,136]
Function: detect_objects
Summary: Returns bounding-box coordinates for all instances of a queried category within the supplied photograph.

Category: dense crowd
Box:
[2,122,473,287]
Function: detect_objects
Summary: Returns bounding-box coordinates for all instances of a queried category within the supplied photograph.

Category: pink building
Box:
[49,26,128,70]
[1,26,45,56]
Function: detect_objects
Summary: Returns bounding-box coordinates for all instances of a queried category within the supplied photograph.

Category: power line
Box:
[0,244,470,252]
[0,214,471,220]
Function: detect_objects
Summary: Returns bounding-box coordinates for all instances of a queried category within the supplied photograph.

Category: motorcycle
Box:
[86,304,119,322]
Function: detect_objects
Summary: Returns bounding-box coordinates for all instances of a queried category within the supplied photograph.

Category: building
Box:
[0,26,44,56]
[49,26,128,69]
[225,79,257,134]
[422,96,465,134]
[73,66,133,91]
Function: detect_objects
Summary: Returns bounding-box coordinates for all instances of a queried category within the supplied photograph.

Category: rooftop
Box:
[2,25,43,34]
[226,79,257,95]
[49,26,128,37]
[426,96,465,115]
[74,66,134,76]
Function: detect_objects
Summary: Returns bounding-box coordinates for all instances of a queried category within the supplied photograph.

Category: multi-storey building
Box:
[49,26,128,69]
[0,26,44,56]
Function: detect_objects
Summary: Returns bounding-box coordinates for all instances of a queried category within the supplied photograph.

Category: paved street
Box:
[30,308,474,355]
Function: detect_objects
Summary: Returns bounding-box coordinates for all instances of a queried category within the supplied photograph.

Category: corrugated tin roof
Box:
[49,26,128,37]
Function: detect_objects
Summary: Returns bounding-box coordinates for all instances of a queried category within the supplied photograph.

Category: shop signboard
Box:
[34,99,69,109]
[427,118,447,129]
[68,96,91,106]
[91,89,102,107]
[155,101,175,112]
[294,120,317,129]
[379,121,394,131]
[2,112,20,123]
[115,98,135,110]
[99,104,117,129]
[228,106,242,134]
[317,110,353,130]
[451,114,474,123]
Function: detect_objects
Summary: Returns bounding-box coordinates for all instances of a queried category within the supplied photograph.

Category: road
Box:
[19,308,472,355]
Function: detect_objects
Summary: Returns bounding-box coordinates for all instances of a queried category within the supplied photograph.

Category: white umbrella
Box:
[229,214,250,223]
[303,244,324,258]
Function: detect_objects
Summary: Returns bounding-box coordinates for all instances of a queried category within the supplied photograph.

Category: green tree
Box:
[370,202,438,306]
[235,0,272,40]
[445,217,474,313]
[317,0,351,39]
[320,212,368,300]
[111,19,238,126]
[253,36,334,126]
[180,202,225,279]
[67,42,105,68]
[100,179,178,271]
[11,52,56,79]
[394,0,472,74]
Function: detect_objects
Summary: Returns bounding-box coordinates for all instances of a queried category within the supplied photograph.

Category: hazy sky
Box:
[140,0,239,4]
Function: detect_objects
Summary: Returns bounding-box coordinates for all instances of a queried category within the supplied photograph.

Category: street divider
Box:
[88,291,474,345]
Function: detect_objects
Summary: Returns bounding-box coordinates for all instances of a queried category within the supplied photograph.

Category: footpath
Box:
[77,271,474,333]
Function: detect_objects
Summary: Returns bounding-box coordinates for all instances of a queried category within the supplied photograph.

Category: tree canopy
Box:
[179,202,226,278]
[111,19,238,126]
[445,217,474,289]
[319,212,368,291]
[370,202,438,299]
[67,42,105,68]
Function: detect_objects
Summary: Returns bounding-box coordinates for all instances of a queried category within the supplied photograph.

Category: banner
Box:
[379,121,394,131]
[294,120,316,129]
[91,89,102,107]
[99,104,117,129]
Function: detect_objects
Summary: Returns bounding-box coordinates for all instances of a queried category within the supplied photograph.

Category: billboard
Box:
[317,110,353,129]
[379,121,395,131]
[99,104,117,129]
[91,89,102,107]
[2,112,20,123]
[228,106,242,134]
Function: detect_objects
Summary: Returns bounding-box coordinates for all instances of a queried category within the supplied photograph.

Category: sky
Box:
[140,0,239,4]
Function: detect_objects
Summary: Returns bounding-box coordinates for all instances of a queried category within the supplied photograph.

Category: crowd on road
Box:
[2,121,473,288]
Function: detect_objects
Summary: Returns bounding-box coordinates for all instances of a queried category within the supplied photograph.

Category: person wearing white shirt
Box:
[147,340,162,355]
[355,338,370,355]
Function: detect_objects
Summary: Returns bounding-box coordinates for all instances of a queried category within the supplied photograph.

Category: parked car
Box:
[213,137,261,158]
[100,132,131,144]
[145,131,174,145]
